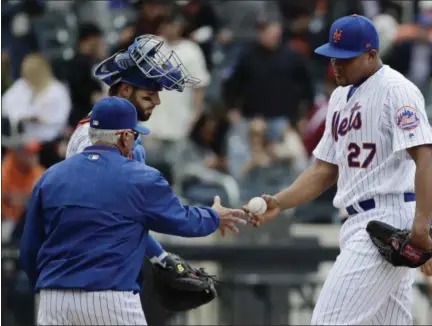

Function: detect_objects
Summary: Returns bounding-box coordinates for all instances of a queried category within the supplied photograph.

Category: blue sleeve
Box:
[145,235,166,262]
[19,177,45,289]
[133,169,220,237]
[132,140,146,163]
[131,141,165,261]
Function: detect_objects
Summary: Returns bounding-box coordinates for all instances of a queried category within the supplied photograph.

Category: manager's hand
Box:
[212,195,246,237]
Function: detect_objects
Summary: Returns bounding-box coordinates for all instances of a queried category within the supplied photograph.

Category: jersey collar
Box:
[83,145,121,154]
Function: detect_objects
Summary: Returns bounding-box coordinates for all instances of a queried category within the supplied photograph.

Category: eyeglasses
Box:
[115,130,139,140]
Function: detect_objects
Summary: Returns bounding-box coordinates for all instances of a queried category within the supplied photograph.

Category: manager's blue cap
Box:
[314,15,379,59]
[90,97,150,135]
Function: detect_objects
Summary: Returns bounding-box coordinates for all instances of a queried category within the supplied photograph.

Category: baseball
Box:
[247,197,267,215]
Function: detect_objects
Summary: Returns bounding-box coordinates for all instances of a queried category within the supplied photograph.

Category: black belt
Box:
[341,193,415,225]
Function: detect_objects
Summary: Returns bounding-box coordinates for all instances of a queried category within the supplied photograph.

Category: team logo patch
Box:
[390,238,399,250]
[395,106,420,131]
[333,29,343,43]
[88,154,99,161]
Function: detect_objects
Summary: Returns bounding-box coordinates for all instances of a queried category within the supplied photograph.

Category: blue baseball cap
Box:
[314,15,379,59]
[90,97,150,135]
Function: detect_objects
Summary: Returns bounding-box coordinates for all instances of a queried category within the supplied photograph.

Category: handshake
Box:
[211,194,282,237]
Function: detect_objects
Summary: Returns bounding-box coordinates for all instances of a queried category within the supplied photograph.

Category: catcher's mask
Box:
[94,35,200,92]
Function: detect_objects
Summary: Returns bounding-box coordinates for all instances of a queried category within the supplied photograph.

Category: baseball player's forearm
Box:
[136,170,220,237]
[148,205,220,238]
[274,159,338,211]
[411,146,432,236]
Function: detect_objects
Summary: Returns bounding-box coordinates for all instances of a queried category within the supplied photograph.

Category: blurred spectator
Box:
[111,22,137,54]
[54,23,106,128]
[145,11,210,164]
[2,53,71,168]
[175,111,230,205]
[74,1,113,34]
[178,111,229,171]
[181,0,219,71]
[135,0,172,36]
[214,1,279,49]
[384,7,432,103]
[1,52,13,95]
[1,142,45,241]
[239,118,273,176]
[109,0,170,61]
[207,2,280,104]
[278,0,316,43]
[1,0,45,80]
[229,117,308,180]
[372,13,399,58]
[273,124,309,174]
[224,19,315,135]
[2,53,71,143]
[302,64,337,156]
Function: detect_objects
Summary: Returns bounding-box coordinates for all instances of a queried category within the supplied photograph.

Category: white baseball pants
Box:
[37,289,147,325]
[312,196,415,325]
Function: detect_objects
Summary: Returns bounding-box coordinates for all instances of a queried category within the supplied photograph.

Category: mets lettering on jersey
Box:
[331,101,362,141]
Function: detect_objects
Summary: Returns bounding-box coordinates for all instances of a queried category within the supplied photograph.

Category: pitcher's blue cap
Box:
[90,97,150,135]
[314,15,379,59]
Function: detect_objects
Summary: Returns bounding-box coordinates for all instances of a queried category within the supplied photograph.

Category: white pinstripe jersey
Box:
[66,123,92,158]
[313,65,432,209]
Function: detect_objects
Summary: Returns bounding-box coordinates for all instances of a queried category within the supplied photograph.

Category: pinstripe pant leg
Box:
[67,291,147,325]
[372,269,414,325]
[37,290,71,325]
[311,231,413,325]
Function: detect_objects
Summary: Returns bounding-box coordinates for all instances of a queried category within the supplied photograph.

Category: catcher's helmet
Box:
[94,35,200,92]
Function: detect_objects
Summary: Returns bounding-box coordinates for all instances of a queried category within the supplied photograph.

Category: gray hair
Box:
[88,127,121,145]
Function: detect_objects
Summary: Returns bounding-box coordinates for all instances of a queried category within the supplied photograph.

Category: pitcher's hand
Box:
[212,196,246,237]
[243,194,281,227]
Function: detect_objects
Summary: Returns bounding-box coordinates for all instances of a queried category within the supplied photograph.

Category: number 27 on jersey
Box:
[347,142,376,168]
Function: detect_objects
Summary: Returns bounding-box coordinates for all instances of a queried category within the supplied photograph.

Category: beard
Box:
[137,109,151,121]
[127,92,152,122]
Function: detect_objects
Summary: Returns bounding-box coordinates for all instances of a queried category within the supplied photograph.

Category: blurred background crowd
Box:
[1,0,432,325]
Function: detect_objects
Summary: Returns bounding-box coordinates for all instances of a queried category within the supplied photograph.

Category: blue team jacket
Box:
[19,145,220,292]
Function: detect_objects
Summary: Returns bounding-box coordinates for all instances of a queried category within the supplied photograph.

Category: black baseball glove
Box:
[367,220,432,268]
[151,253,218,311]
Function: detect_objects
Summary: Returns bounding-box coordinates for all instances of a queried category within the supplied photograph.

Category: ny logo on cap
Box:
[333,29,343,43]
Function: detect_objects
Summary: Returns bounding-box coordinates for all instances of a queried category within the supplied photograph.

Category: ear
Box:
[119,83,133,98]
[120,131,131,147]
[369,49,378,60]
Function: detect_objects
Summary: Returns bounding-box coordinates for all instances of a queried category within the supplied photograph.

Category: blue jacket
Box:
[132,137,146,163]
[19,145,220,292]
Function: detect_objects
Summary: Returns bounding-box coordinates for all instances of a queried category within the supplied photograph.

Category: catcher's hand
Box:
[152,253,218,311]
[366,220,432,268]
